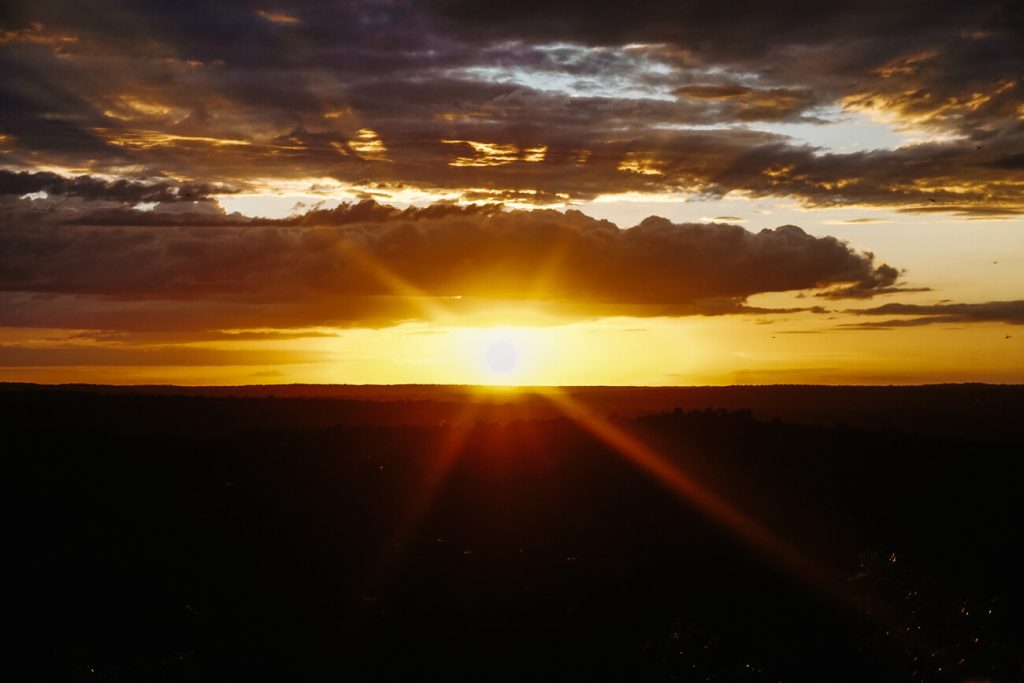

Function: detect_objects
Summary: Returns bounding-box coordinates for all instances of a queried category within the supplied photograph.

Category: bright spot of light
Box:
[485,340,519,373]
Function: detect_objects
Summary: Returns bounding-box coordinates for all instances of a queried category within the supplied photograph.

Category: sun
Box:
[466,327,540,384]
[485,340,519,374]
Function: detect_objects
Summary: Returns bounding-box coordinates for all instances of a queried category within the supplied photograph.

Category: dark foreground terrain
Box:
[5,384,1024,681]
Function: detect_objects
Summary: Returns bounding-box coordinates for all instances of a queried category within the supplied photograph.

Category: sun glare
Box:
[470,327,541,384]
[485,340,519,374]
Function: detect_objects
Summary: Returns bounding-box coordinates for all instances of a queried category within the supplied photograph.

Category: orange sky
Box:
[1,1,1021,385]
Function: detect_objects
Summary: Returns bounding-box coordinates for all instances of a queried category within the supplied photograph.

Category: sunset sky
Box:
[1,0,1021,385]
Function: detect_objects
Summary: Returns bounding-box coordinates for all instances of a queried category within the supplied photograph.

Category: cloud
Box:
[0,22,78,53]
[256,10,302,26]
[67,329,340,344]
[250,369,285,378]
[844,301,1024,327]
[674,84,820,121]
[818,264,929,300]
[0,2,1021,213]
[0,200,907,331]
[0,170,231,203]
[0,344,327,366]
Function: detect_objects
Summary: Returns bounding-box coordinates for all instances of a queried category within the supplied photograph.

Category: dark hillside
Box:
[5,388,1023,681]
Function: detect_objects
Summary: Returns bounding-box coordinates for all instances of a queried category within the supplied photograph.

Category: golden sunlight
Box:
[485,340,518,374]
[5,2,1023,678]
[468,327,544,384]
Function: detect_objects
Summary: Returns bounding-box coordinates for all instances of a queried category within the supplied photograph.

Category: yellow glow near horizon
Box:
[0,315,1020,386]
[2,191,1021,388]
[485,341,518,373]
[467,327,541,385]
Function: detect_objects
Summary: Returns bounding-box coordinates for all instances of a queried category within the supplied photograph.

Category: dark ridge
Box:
[3,382,1023,439]
[6,388,1023,681]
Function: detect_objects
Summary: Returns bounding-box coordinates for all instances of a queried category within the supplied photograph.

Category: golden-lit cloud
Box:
[0,197,912,332]
[617,152,664,176]
[0,22,78,52]
[97,129,252,150]
[521,145,547,163]
[256,9,302,26]
[99,95,184,122]
[442,140,547,167]
[841,79,1019,131]
[323,107,355,120]
[348,129,389,162]
[674,83,818,121]
[1,1,1020,215]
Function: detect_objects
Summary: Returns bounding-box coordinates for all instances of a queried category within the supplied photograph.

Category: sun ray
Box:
[363,402,482,587]
[335,237,453,321]
[535,387,842,597]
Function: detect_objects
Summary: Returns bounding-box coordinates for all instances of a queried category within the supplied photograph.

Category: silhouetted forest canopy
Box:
[6,384,1023,681]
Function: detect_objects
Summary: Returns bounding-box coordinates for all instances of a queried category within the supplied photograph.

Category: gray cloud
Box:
[845,301,1024,327]
[0,1,1021,213]
[0,201,907,331]
[0,170,231,203]
[818,264,930,300]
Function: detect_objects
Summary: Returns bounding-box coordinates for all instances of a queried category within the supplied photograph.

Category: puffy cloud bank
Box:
[0,199,907,331]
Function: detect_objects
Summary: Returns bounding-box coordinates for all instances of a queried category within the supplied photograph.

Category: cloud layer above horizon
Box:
[1,0,1022,215]
[0,198,919,331]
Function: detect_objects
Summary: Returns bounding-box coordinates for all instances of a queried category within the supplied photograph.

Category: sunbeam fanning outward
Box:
[3,0,1024,678]
[367,402,482,586]
[536,387,842,599]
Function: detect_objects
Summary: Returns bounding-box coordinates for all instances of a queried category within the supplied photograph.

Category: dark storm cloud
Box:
[423,1,1010,51]
[673,84,821,122]
[0,202,905,331]
[0,170,230,203]
[845,301,1024,327]
[0,192,499,228]
[428,1,1024,140]
[1,1,1021,213]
